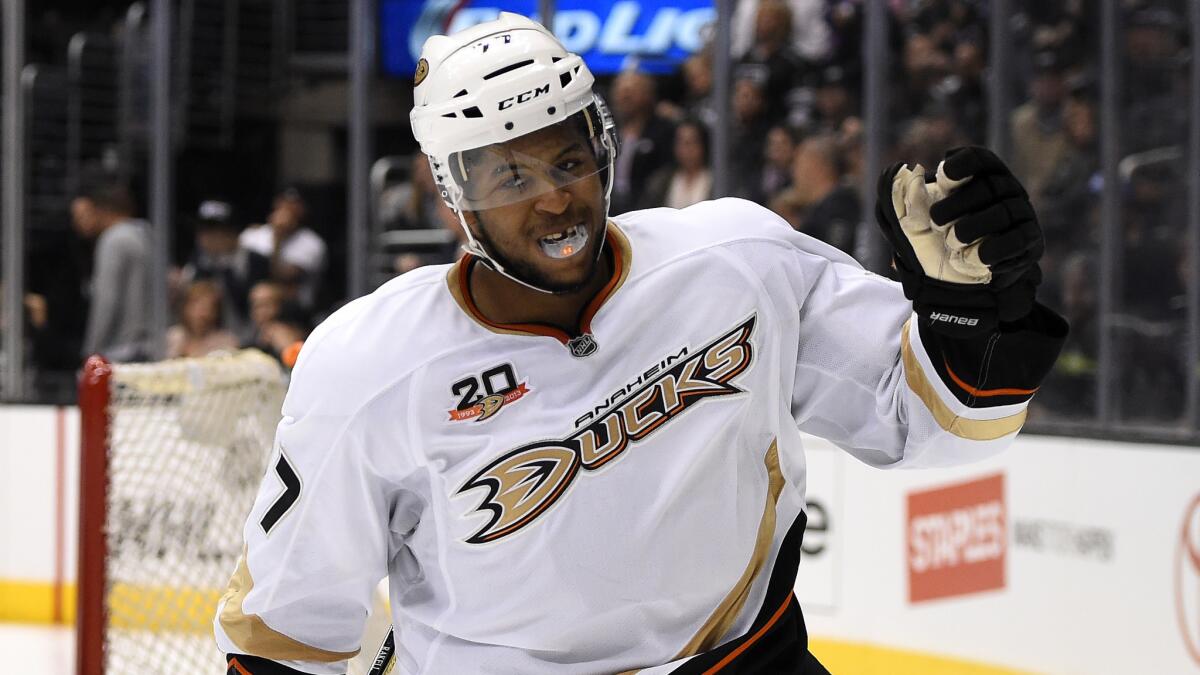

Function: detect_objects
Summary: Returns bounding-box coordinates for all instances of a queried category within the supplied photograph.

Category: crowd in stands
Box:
[2,0,1193,427]
[3,181,327,403]
[380,0,1192,425]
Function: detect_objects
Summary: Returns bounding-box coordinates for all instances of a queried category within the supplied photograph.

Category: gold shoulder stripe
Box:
[901,320,1026,441]
[218,552,359,663]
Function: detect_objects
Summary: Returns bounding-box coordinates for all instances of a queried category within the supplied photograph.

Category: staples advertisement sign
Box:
[907,473,1006,603]
[380,0,715,78]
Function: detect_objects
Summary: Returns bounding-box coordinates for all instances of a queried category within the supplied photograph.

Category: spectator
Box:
[678,52,718,129]
[23,228,89,377]
[165,280,240,359]
[809,65,857,136]
[791,134,859,255]
[1010,50,1071,205]
[1123,6,1188,153]
[730,73,773,197]
[748,124,799,205]
[0,280,79,403]
[244,280,310,364]
[1036,251,1097,418]
[898,32,953,122]
[245,280,286,351]
[72,181,152,362]
[769,189,807,231]
[177,199,270,341]
[893,108,968,176]
[732,0,831,64]
[837,116,865,184]
[1121,163,1184,321]
[609,70,677,214]
[734,0,801,115]
[639,119,714,210]
[947,41,987,139]
[239,187,328,312]
[1040,94,1099,263]
[258,310,310,367]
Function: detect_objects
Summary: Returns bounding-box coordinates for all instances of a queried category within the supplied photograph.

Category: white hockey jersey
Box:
[215,198,1063,674]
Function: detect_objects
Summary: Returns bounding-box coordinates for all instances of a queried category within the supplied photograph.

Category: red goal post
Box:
[76,350,286,675]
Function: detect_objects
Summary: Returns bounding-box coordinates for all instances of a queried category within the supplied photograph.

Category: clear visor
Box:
[449,115,610,211]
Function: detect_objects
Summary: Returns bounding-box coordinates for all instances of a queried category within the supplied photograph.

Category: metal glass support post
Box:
[148,0,173,358]
[858,0,889,273]
[348,0,374,299]
[1097,0,1119,423]
[539,0,555,33]
[1188,0,1200,429]
[2,0,27,400]
[987,0,1011,158]
[117,3,147,184]
[711,0,733,197]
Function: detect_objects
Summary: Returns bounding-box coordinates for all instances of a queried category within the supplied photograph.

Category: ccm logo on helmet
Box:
[498,83,551,110]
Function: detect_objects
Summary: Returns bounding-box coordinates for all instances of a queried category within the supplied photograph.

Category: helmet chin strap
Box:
[453,209,608,296]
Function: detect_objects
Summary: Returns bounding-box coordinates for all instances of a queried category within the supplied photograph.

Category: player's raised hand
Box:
[875,145,1043,337]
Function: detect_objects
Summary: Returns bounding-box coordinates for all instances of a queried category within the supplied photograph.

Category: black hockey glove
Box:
[875,146,1043,337]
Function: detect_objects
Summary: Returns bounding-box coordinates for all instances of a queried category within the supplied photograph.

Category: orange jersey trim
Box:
[447,223,632,344]
[454,257,573,343]
[702,593,796,674]
[227,656,252,675]
[943,358,1039,398]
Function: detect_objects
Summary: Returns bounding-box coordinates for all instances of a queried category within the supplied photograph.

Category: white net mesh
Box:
[101,350,285,674]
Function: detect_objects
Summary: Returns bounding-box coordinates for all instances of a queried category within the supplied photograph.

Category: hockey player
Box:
[217,13,1066,674]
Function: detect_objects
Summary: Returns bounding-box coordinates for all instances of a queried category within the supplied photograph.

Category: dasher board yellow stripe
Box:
[0,580,1038,673]
[810,637,1039,675]
[0,579,75,624]
[1,579,220,632]
[108,582,223,633]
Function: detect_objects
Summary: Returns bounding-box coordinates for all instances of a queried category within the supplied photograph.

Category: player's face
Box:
[462,123,606,294]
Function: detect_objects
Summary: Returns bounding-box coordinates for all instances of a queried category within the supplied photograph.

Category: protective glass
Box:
[448,113,611,212]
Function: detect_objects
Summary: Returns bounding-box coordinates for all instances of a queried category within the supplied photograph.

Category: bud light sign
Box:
[381,0,716,78]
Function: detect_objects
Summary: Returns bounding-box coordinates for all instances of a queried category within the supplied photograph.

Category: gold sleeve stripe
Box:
[901,321,1027,441]
[673,439,786,657]
[218,552,360,663]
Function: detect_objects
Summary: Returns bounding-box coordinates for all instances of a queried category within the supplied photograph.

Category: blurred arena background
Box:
[0,1,1198,674]
[0,0,1196,439]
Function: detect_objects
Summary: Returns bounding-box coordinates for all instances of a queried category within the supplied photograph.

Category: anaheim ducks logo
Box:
[414,58,429,86]
[456,315,756,544]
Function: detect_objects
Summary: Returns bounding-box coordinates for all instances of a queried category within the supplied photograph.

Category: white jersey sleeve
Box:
[697,198,1064,470]
[214,300,421,674]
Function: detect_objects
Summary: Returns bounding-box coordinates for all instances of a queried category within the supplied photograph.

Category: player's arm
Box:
[872,146,1068,444]
[213,333,412,675]
[752,146,1065,467]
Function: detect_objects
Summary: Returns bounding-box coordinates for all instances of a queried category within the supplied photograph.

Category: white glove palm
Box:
[890,162,990,285]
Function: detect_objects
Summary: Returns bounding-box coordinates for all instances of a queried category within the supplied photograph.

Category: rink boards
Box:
[2,405,1199,674]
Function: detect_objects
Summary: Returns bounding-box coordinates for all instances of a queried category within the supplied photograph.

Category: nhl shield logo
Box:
[567,334,598,358]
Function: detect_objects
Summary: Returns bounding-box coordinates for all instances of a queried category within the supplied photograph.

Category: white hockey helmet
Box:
[409,12,618,291]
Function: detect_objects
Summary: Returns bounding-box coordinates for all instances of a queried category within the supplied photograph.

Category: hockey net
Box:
[77,350,286,675]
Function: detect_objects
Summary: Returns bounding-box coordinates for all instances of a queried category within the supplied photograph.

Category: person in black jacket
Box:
[608,69,676,215]
[793,134,859,256]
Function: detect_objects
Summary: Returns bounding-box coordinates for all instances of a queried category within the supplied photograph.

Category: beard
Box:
[471,212,607,295]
